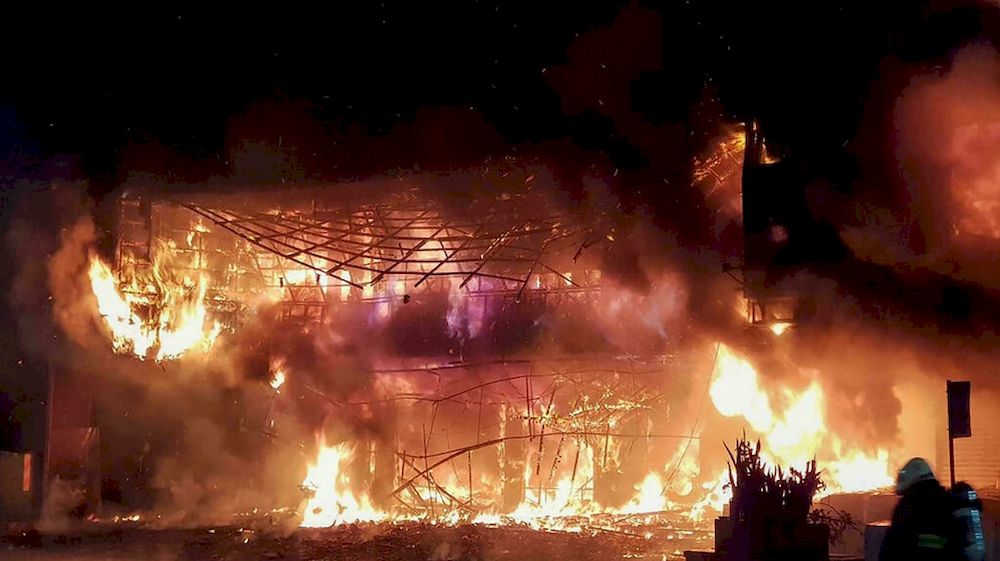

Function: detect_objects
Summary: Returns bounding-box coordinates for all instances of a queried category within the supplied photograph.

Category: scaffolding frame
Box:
[113,193,607,324]
[182,195,602,302]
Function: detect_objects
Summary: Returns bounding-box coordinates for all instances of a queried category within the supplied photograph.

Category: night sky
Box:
[3,2,989,196]
[1,1,998,449]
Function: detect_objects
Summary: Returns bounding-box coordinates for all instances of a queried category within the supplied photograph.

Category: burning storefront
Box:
[2,113,997,561]
[28,125,928,541]
[6,4,1000,561]
[87,180,706,528]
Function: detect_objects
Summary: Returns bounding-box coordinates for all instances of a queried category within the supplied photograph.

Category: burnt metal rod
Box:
[434,373,558,407]
[398,431,697,461]
[458,217,538,289]
[538,263,582,289]
[397,451,472,512]
[476,387,484,445]
[188,205,389,280]
[525,375,534,440]
[516,242,549,302]
[602,425,611,470]
[467,452,474,503]
[389,431,696,501]
[661,343,721,497]
[326,208,433,276]
[184,206,365,288]
[414,223,488,287]
[369,223,449,284]
[182,201,571,246]
[421,422,435,518]
[209,204,555,256]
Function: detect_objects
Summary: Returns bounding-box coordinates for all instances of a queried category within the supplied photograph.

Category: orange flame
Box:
[769,322,793,336]
[619,473,670,514]
[269,357,287,391]
[87,253,220,361]
[88,257,157,358]
[708,344,893,499]
[300,434,382,527]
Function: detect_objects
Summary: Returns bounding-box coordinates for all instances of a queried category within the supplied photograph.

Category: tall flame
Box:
[88,257,156,358]
[300,434,382,527]
[708,344,893,497]
[87,254,220,361]
[292,344,896,532]
[710,345,774,431]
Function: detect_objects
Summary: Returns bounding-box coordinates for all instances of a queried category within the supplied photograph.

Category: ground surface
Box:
[1,523,712,561]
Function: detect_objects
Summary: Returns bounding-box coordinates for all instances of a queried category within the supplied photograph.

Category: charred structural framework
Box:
[115,190,605,324]
[702,120,829,334]
[108,188,697,517]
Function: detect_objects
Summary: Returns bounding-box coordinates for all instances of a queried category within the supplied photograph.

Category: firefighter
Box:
[951,481,986,561]
[879,458,960,561]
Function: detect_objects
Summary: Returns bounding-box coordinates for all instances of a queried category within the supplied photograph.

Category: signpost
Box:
[946,380,972,487]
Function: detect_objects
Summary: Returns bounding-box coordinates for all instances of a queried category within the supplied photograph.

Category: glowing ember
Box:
[270,370,286,391]
[769,322,793,336]
[300,434,382,527]
[269,357,287,391]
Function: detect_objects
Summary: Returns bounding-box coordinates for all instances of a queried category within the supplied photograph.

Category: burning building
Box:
[2,114,997,561]
[81,174,713,529]
[5,4,1000,561]
[29,123,922,536]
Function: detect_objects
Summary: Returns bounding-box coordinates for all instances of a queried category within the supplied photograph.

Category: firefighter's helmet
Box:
[896,457,936,495]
